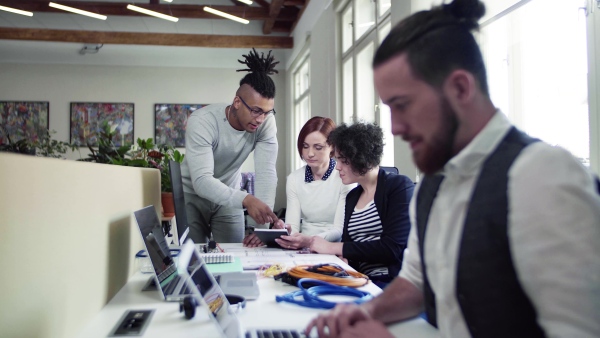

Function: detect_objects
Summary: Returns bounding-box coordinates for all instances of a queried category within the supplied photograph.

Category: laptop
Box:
[134,205,193,301]
[168,160,190,245]
[133,205,260,301]
[178,240,307,338]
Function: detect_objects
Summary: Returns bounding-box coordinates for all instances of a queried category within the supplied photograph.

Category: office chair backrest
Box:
[168,160,189,244]
[381,166,399,175]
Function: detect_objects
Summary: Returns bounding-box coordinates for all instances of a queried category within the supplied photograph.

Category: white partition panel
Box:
[0,153,161,338]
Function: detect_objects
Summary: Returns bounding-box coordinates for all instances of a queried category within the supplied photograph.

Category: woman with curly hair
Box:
[307,122,414,287]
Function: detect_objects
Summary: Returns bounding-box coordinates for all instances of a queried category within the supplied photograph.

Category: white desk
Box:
[77,245,439,338]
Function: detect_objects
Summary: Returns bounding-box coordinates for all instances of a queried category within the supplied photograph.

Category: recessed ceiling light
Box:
[0,5,33,17]
[127,4,179,22]
[204,6,249,25]
[49,2,107,20]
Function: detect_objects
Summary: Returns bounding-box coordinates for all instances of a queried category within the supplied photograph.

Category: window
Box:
[355,0,376,40]
[480,0,590,165]
[340,0,394,166]
[292,53,311,170]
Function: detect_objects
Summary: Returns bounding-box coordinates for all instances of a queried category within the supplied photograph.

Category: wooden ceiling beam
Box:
[0,1,299,21]
[283,0,305,6]
[262,0,285,35]
[272,21,293,33]
[254,0,270,8]
[290,0,309,33]
[0,27,293,49]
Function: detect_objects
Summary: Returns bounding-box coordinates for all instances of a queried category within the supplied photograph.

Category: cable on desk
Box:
[259,264,285,278]
[276,263,369,287]
[275,278,372,309]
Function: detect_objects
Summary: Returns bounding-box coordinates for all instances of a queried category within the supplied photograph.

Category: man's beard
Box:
[414,97,458,175]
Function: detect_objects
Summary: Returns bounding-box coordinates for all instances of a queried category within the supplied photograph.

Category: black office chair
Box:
[380,166,399,175]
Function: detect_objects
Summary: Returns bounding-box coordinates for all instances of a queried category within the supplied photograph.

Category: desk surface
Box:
[78,244,439,338]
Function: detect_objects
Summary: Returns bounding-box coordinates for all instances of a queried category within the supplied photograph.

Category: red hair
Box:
[297,116,336,159]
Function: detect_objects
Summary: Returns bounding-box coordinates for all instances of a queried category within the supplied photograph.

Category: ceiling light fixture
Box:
[0,5,33,16]
[127,4,179,22]
[162,0,173,2]
[48,2,107,20]
[237,0,253,5]
[203,6,249,24]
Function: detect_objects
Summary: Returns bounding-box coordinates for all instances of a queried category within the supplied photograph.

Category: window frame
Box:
[479,0,592,168]
[291,51,311,171]
[339,0,394,166]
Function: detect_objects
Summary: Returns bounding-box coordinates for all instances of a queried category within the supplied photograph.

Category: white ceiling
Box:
[0,0,292,68]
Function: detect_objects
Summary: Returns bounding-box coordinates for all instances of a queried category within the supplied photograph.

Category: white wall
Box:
[0,63,288,209]
[285,0,334,70]
[310,6,338,121]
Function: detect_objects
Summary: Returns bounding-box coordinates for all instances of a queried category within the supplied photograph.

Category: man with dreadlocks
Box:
[181,49,280,244]
[305,0,600,337]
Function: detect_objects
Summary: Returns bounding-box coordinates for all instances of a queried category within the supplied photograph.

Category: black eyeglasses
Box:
[237,96,276,117]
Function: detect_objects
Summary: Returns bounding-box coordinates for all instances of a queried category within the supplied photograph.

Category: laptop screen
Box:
[133,206,178,289]
[180,240,243,338]
[168,160,190,245]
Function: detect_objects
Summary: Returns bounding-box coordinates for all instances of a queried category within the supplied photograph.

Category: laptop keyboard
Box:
[162,274,192,296]
[163,275,180,295]
[157,264,177,283]
[246,330,303,338]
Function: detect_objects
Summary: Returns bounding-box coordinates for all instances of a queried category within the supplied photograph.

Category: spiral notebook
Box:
[205,256,243,275]
[201,253,234,264]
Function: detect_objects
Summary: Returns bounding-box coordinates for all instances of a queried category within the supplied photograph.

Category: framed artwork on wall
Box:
[0,101,49,145]
[70,102,134,147]
[154,103,206,147]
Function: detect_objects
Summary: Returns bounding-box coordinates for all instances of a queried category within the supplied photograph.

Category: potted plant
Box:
[79,121,130,164]
[128,139,184,217]
[0,126,77,158]
[80,122,185,217]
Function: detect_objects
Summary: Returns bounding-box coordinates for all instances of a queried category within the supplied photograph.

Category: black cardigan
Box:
[341,168,414,277]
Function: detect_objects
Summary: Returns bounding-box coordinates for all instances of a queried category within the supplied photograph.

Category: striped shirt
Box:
[347,201,388,277]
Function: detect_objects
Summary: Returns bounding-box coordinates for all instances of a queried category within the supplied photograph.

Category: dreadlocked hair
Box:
[237,48,279,99]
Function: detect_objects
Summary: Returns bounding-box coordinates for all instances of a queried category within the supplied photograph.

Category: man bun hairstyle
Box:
[373,0,489,96]
[237,48,279,99]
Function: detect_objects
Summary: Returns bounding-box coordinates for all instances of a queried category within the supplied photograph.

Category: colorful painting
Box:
[155,103,206,147]
[70,102,134,147]
[0,101,49,145]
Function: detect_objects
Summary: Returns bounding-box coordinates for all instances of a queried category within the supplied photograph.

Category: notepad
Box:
[205,257,244,274]
[200,253,234,264]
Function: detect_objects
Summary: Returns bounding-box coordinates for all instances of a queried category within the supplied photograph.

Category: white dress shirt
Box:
[285,166,354,241]
[400,112,600,337]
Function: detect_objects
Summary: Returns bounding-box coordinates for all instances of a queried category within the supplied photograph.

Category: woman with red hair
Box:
[273,116,354,248]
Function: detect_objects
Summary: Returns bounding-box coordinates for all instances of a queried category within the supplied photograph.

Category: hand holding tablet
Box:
[253,228,289,248]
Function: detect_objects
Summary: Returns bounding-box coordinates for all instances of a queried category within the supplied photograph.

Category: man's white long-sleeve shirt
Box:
[400,112,600,337]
